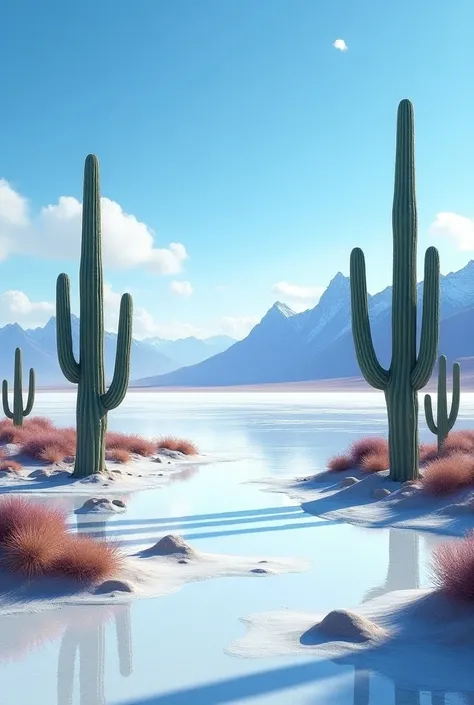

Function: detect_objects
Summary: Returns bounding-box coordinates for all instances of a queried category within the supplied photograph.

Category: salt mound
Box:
[144,534,197,558]
[76,497,126,514]
[311,609,387,643]
[340,476,359,488]
[95,579,134,594]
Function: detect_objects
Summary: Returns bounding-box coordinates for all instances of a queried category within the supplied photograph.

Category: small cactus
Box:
[424,355,461,452]
[2,347,35,427]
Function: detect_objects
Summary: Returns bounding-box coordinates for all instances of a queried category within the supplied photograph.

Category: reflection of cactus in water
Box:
[57,606,132,705]
[353,669,370,705]
[363,529,420,604]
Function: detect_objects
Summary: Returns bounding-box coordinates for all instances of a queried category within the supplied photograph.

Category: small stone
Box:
[372,488,391,499]
[258,560,268,564]
[157,473,164,477]
[178,558,189,564]
[340,476,359,487]
[403,480,418,487]
[111,469,122,475]
[112,499,126,508]
[95,579,134,594]
[251,567,269,574]
[154,457,163,464]
[127,472,133,476]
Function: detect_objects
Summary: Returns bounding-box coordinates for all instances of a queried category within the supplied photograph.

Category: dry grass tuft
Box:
[52,535,124,584]
[0,460,23,473]
[106,448,132,464]
[157,436,199,455]
[2,524,64,578]
[349,436,388,466]
[21,431,76,462]
[0,425,27,445]
[0,497,67,545]
[327,454,353,472]
[360,451,390,473]
[421,452,474,496]
[441,431,474,456]
[0,497,123,585]
[431,532,474,601]
[106,432,156,457]
[419,442,439,465]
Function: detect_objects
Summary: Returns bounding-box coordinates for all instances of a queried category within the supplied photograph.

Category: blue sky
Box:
[1,0,474,339]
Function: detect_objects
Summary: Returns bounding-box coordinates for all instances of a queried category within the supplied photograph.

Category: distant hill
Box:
[0,317,236,386]
[132,260,474,388]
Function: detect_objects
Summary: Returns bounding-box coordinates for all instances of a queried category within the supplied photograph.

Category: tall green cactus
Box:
[424,355,460,452]
[350,99,440,482]
[56,154,133,478]
[2,347,35,427]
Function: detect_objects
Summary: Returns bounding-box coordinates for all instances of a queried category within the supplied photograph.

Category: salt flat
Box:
[0,390,472,705]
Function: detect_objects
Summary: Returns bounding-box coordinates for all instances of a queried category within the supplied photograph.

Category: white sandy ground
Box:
[226,587,474,693]
[0,444,235,496]
[0,535,310,616]
[252,468,474,537]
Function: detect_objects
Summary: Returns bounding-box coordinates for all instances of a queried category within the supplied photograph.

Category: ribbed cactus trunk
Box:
[349,100,440,482]
[386,109,420,479]
[76,156,107,478]
[2,347,35,428]
[56,155,133,478]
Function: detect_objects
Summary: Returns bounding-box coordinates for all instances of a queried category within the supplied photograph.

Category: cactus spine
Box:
[350,99,440,482]
[2,347,35,427]
[424,355,460,452]
[56,154,133,478]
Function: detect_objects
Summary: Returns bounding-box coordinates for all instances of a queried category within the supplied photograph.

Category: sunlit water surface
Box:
[1,391,473,705]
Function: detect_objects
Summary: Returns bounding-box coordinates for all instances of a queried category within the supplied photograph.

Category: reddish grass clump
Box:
[361,451,390,473]
[106,448,132,464]
[431,532,474,601]
[2,524,64,578]
[157,436,199,455]
[421,452,474,496]
[0,497,123,585]
[419,442,439,465]
[106,432,156,457]
[0,497,67,545]
[21,431,76,462]
[349,436,388,466]
[440,431,474,456]
[52,535,124,584]
[0,425,27,445]
[327,454,353,472]
[0,460,23,473]
[24,417,54,432]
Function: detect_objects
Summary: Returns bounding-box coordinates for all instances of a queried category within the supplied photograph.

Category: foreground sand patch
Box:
[0,534,310,615]
[226,588,474,692]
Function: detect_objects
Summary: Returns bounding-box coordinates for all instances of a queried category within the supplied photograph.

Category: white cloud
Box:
[0,179,188,273]
[0,290,54,328]
[218,316,259,339]
[169,280,193,297]
[430,212,474,250]
[333,39,348,51]
[272,281,324,310]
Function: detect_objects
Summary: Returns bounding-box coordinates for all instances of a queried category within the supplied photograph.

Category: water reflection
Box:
[352,528,473,704]
[57,604,132,705]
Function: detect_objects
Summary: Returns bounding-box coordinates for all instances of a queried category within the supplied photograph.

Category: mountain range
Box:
[132,260,474,387]
[0,316,235,386]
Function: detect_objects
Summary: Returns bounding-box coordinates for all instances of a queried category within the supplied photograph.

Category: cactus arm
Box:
[101,294,133,411]
[23,368,35,416]
[411,246,440,390]
[447,362,461,429]
[2,381,13,419]
[350,247,389,390]
[56,273,80,384]
[423,393,438,435]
